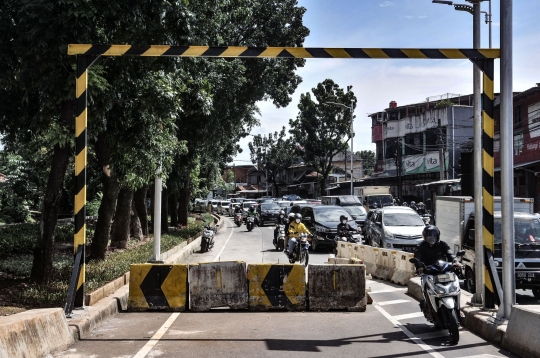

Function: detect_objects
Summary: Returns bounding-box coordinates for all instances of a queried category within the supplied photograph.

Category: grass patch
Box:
[0,214,214,310]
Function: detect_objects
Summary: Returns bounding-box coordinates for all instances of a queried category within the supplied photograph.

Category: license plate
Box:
[516,272,537,279]
[402,246,417,252]
[436,273,454,283]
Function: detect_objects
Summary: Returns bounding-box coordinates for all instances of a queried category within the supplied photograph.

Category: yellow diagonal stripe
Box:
[482,188,494,214]
[142,46,171,56]
[482,150,494,176]
[324,48,352,58]
[440,49,467,59]
[128,265,152,310]
[482,112,494,138]
[286,48,313,58]
[103,45,131,56]
[362,49,390,58]
[75,149,87,176]
[247,264,272,308]
[68,44,93,55]
[401,49,428,59]
[75,188,86,215]
[258,47,284,57]
[483,227,495,250]
[282,265,306,305]
[181,46,210,57]
[483,75,494,100]
[75,110,87,137]
[161,265,188,308]
[77,262,85,288]
[478,49,501,58]
[484,266,494,292]
[219,46,249,57]
[76,74,87,99]
[74,225,86,248]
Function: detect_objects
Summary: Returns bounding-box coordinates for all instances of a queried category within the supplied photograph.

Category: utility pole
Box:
[438,118,445,187]
[397,140,402,199]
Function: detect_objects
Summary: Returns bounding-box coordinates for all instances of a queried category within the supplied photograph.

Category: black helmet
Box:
[249,205,255,210]
[411,201,416,205]
[423,225,440,245]
[288,213,295,221]
[279,210,285,216]
[295,213,302,220]
[339,215,348,222]
[402,202,408,207]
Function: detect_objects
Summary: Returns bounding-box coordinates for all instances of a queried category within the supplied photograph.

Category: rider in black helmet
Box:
[336,215,356,236]
[414,225,461,274]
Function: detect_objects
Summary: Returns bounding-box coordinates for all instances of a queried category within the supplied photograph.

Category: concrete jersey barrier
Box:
[189,261,248,311]
[247,264,306,311]
[391,252,415,286]
[362,246,380,276]
[128,264,188,311]
[308,264,367,312]
[374,248,396,280]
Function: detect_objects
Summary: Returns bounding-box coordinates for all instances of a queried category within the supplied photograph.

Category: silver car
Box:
[368,206,425,252]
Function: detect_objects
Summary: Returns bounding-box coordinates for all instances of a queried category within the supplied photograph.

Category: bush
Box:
[0,224,37,258]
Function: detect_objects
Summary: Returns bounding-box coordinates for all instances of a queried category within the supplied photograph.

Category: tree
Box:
[289,79,357,195]
[248,127,296,196]
[357,150,376,176]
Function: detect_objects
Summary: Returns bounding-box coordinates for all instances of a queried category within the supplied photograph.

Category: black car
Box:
[258,202,282,226]
[300,205,360,252]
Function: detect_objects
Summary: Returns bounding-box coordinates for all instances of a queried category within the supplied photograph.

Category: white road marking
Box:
[393,312,425,321]
[372,302,445,358]
[369,288,408,294]
[456,355,503,358]
[132,313,180,358]
[416,331,453,340]
[377,299,410,306]
[213,217,235,262]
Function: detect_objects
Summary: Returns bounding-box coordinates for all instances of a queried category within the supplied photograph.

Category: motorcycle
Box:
[274,224,286,251]
[288,233,310,266]
[200,225,217,253]
[421,213,433,226]
[246,216,256,232]
[333,229,362,255]
[234,213,243,227]
[409,251,465,344]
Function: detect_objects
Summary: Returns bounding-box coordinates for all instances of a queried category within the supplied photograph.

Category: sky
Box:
[232,0,540,165]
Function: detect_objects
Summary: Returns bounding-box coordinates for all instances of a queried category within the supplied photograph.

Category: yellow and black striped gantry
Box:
[68,44,499,307]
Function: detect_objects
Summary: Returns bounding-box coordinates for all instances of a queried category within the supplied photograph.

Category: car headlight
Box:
[384,228,395,239]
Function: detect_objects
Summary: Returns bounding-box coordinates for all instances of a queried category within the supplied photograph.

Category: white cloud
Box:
[418,15,428,19]
[379,1,395,7]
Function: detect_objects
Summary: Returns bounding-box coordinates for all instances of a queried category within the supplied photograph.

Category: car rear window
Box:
[313,207,352,222]
[383,213,424,227]
[261,203,280,210]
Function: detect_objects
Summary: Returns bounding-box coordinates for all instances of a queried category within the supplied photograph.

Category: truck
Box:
[354,186,393,211]
[435,196,540,298]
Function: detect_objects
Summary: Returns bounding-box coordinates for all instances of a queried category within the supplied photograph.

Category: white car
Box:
[368,206,425,253]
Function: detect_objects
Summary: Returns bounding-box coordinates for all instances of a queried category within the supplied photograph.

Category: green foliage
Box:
[357,150,376,176]
[289,79,357,194]
[435,99,455,108]
[86,192,103,217]
[0,224,37,258]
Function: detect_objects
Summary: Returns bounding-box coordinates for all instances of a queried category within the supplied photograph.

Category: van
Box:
[320,195,362,207]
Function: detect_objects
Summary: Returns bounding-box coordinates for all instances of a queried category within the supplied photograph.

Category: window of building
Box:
[385,139,399,159]
[376,142,383,160]
[404,133,422,156]
[515,105,522,127]
[514,133,523,155]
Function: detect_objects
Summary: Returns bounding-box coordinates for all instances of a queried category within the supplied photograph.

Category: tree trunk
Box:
[161,187,169,233]
[169,192,178,227]
[90,132,119,260]
[110,188,132,249]
[134,186,149,236]
[178,176,190,226]
[130,200,143,240]
[31,101,73,283]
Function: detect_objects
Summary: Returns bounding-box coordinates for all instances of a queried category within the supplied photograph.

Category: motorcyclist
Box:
[410,201,418,212]
[402,201,409,207]
[286,213,311,256]
[336,215,356,238]
[414,225,462,318]
[273,210,287,246]
[416,202,426,216]
[247,205,259,225]
[283,213,295,252]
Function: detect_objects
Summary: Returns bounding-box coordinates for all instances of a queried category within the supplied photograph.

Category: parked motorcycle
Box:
[274,224,286,251]
[234,213,243,227]
[288,233,310,266]
[246,216,256,232]
[409,251,465,344]
[200,225,217,253]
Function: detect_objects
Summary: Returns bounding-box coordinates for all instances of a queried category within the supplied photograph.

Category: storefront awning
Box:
[415,179,460,187]
[494,159,540,172]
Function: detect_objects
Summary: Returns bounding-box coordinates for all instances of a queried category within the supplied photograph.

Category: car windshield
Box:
[313,207,352,222]
[344,206,366,216]
[261,203,280,210]
[243,202,256,209]
[383,213,424,226]
[368,195,394,207]
[494,218,540,244]
[278,202,290,208]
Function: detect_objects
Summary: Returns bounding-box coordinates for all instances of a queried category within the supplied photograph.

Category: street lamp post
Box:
[326,100,355,196]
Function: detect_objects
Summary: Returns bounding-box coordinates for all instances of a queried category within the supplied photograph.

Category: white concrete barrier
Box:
[189,261,248,311]
[374,248,396,281]
[362,246,379,276]
[503,305,540,358]
[391,252,416,285]
[336,242,349,258]
[349,244,365,261]
[0,308,74,358]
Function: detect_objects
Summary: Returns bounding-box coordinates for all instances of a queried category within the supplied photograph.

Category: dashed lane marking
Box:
[372,302,445,358]
[377,299,411,306]
[393,312,425,321]
[132,313,180,358]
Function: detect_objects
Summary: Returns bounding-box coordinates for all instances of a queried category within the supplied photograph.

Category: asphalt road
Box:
[55,216,518,358]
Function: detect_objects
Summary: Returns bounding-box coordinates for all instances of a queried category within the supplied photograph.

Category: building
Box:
[365,94,475,203]
[494,83,540,211]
